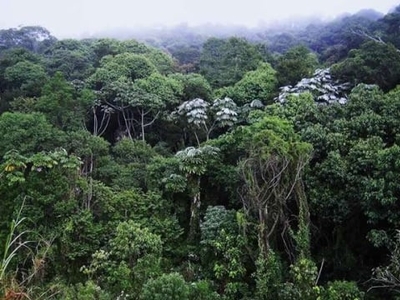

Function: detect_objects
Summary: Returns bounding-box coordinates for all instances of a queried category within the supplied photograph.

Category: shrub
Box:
[141,273,189,300]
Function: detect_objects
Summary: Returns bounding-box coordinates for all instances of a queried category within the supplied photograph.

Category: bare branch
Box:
[352,29,400,53]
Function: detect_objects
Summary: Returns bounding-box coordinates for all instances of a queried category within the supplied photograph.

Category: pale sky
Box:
[0,0,398,37]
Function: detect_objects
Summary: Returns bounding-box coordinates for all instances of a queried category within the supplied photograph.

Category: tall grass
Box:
[0,199,31,296]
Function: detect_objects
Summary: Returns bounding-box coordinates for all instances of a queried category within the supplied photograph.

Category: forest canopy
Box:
[2,6,400,300]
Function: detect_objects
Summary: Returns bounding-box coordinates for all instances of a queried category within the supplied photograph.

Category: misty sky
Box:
[1,0,399,37]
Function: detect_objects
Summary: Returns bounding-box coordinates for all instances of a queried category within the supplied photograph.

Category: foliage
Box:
[109,139,158,189]
[176,146,219,176]
[44,39,95,80]
[101,52,158,80]
[107,190,183,254]
[276,45,319,87]
[199,37,263,88]
[174,97,238,143]
[332,41,400,91]
[370,230,400,295]
[237,116,312,257]
[4,12,400,299]
[144,48,177,75]
[0,26,55,53]
[58,280,112,300]
[323,281,364,300]
[82,221,162,295]
[216,63,278,106]
[255,251,283,300]
[36,72,91,130]
[276,68,351,104]
[145,155,187,194]
[88,55,182,142]
[0,199,55,300]
[169,73,213,101]
[4,60,48,97]
[279,258,321,300]
[141,273,190,300]
[188,280,220,300]
[176,145,220,241]
[200,206,248,298]
[0,112,66,157]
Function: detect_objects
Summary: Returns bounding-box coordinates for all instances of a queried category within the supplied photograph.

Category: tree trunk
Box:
[258,209,271,257]
[140,110,145,142]
[188,177,201,242]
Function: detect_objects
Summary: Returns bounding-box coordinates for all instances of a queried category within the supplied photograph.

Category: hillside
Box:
[1,6,400,299]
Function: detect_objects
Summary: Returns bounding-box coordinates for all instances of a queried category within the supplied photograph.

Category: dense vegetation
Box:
[2,6,400,299]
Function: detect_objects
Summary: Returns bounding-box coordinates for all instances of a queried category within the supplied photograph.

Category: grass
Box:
[0,199,31,298]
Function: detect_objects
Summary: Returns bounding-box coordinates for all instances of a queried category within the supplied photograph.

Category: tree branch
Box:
[352,29,400,53]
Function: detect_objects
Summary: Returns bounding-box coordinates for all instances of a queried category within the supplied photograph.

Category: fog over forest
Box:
[1,0,399,37]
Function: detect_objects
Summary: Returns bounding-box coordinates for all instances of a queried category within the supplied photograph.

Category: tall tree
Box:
[44,39,94,80]
[175,97,238,145]
[237,116,312,259]
[276,45,318,87]
[332,41,400,91]
[199,37,263,88]
[216,63,278,106]
[36,72,92,130]
[4,61,47,97]
[176,145,219,242]
[108,73,182,141]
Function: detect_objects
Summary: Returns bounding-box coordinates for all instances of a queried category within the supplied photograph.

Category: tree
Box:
[65,129,110,209]
[0,148,83,282]
[35,72,91,130]
[275,68,351,105]
[109,139,158,190]
[108,76,161,141]
[89,38,124,66]
[175,97,238,144]
[374,6,400,49]
[4,61,47,97]
[176,145,219,242]
[144,48,177,75]
[200,206,248,298]
[108,73,182,141]
[370,230,400,295]
[44,39,94,80]
[168,44,201,73]
[331,41,400,91]
[237,116,312,259]
[119,39,150,54]
[288,84,400,281]
[141,273,189,300]
[276,45,318,87]
[199,37,263,88]
[216,63,278,106]
[0,48,43,91]
[98,52,157,81]
[298,13,376,62]
[82,221,162,295]
[169,73,213,101]
[87,51,158,93]
[0,112,65,157]
[0,26,56,53]
[267,33,299,54]
[87,50,182,142]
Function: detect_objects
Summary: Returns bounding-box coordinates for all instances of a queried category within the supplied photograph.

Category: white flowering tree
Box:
[276,68,351,105]
[175,97,238,145]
